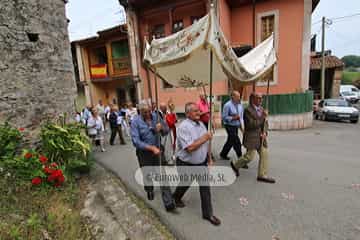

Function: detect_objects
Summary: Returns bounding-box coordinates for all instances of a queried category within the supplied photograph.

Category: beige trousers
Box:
[232,146,269,177]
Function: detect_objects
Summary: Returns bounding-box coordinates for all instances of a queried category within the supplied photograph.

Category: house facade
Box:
[71,25,139,108]
[119,0,320,112]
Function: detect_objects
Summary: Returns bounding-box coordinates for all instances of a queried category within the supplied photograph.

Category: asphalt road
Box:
[95,119,360,240]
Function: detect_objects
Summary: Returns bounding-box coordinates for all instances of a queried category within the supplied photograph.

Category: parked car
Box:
[314,99,359,123]
[340,91,359,103]
[340,85,360,99]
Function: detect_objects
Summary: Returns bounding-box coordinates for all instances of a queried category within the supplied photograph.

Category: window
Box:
[151,24,165,39]
[261,15,275,41]
[111,40,130,75]
[172,20,184,33]
[89,46,108,79]
[257,11,278,85]
[92,47,107,64]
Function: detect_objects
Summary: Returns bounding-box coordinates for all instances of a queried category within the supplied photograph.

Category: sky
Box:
[66,0,360,57]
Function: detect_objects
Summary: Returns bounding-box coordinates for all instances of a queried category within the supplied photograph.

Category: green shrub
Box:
[40,122,92,173]
[0,122,22,160]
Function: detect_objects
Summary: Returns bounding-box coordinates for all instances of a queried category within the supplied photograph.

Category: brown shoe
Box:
[257,176,276,184]
[242,164,249,169]
[203,216,221,226]
[230,161,239,177]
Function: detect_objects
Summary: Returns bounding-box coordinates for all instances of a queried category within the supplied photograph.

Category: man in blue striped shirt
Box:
[220,91,244,161]
[131,102,176,212]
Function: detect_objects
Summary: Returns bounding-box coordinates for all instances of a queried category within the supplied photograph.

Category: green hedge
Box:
[221,91,313,115]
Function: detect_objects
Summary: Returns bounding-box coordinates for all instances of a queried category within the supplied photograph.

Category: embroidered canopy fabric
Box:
[143,8,276,88]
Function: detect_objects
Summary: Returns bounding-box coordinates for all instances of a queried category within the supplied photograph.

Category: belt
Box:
[176,157,207,166]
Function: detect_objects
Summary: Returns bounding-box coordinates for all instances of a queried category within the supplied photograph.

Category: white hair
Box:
[138,100,149,110]
[185,102,196,114]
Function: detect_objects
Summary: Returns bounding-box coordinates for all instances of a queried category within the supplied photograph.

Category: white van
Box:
[340,85,360,99]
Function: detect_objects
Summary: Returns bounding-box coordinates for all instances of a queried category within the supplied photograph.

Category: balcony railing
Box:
[112,57,131,76]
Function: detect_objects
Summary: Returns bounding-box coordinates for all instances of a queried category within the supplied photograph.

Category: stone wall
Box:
[332,68,342,98]
[0,0,76,130]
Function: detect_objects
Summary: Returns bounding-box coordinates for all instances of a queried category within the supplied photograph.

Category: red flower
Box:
[31,177,42,185]
[47,174,56,182]
[47,169,64,184]
[43,166,54,175]
[39,155,48,164]
[58,174,65,183]
[47,169,65,187]
[24,152,32,159]
[18,127,25,132]
[50,162,58,168]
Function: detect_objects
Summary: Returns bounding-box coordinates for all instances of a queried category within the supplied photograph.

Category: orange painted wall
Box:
[136,0,307,109]
[231,0,305,96]
[218,0,232,41]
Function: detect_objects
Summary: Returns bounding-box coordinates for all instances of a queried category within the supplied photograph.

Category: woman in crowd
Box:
[165,100,177,160]
[87,109,106,152]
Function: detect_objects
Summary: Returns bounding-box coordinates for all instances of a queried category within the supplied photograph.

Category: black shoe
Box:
[165,203,177,212]
[147,191,154,201]
[242,164,249,169]
[257,176,276,184]
[220,154,230,160]
[174,198,185,208]
[230,161,239,177]
[203,216,221,226]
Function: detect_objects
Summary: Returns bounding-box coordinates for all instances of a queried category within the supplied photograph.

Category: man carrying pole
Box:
[130,102,177,211]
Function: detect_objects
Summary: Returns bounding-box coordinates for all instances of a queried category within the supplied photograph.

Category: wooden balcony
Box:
[112,57,132,76]
[90,58,132,82]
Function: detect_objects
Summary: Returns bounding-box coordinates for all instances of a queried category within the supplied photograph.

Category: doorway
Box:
[116,88,126,107]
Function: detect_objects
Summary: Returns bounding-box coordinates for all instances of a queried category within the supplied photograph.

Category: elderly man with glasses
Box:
[230,93,276,184]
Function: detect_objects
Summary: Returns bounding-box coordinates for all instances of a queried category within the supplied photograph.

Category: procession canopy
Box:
[143,8,276,88]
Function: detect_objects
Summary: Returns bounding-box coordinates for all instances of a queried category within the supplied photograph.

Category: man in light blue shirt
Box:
[220,91,244,161]
[173,102,221,226]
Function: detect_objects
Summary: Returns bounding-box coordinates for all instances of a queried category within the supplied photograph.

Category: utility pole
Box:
[320,16,326,100]
[252,0,256,93]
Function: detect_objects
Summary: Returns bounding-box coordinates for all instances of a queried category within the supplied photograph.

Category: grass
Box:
[0,175,93,240]
[342,71,360,85]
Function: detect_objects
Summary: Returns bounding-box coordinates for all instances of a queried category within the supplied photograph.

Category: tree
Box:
[341,55,360,68]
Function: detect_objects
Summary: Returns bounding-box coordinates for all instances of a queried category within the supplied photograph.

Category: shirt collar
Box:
[187,118,201,126]
[231,100,239,105]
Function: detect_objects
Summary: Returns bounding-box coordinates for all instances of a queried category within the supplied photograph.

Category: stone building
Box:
[0,0,76,130]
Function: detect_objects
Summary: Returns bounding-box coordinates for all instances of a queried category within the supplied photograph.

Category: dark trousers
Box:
[110,125,125,145]
[135,149,168,193]
[173,158,213,218]
[220,125,242,158]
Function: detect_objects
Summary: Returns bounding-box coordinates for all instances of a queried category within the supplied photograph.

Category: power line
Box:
[329,13,360,21]
[312,12,360,25]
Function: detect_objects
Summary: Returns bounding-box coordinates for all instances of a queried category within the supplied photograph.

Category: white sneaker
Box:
[101,148,106,152]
